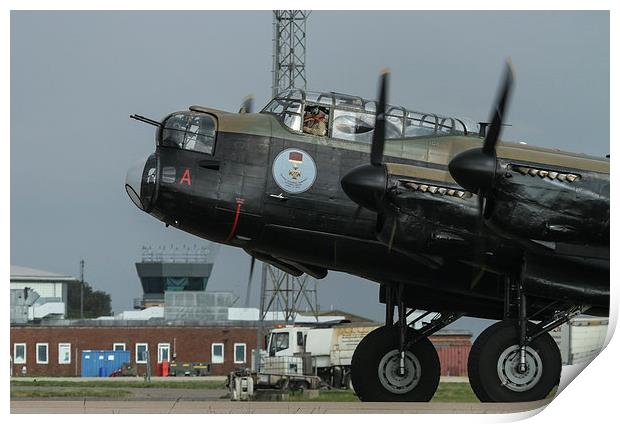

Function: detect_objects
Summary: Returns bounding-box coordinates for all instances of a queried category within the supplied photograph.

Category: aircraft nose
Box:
[125,155,149,210]
[125,153,158,211]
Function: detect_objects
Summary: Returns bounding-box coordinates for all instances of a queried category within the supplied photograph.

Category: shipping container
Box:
[81,350,130,377]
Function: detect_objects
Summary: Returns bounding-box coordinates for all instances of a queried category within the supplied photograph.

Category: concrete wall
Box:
[10,325,258,377]
[164,291,234,321]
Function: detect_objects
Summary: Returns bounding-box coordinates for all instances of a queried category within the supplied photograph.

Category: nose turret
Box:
[125,153,158,211]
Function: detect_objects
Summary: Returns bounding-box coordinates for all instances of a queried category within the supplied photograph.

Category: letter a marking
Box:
[180,169,191,185]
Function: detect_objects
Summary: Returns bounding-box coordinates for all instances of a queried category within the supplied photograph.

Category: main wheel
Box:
[351,325,440,402]
[468,320,561,402]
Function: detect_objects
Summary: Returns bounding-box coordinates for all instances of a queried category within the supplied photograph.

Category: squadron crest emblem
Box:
[272,148,317,194]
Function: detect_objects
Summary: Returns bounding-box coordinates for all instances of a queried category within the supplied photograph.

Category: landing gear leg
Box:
[468,275,580,402]
[398,284,407,376]
[385,284,394,327]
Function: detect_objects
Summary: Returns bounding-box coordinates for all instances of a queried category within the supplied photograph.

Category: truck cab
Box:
[267,326,309,357]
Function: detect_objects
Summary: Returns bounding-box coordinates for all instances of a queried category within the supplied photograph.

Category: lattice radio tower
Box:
[260,264,319,323]
[259,10,318,325]
[272,10,310,98]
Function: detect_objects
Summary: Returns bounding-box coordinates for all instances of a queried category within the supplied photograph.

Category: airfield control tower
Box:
[134,245,214,309]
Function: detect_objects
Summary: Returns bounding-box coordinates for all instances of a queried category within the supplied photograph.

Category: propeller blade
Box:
[244,255,256,307]
[341,70,391,212]
[448,60,515,195]
[238,95,254,114]
[370,70,390,166]
[482,60,514,155]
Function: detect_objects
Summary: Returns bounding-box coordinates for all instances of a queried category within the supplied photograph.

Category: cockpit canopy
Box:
[158,111,217,154]
[261,89,478,142]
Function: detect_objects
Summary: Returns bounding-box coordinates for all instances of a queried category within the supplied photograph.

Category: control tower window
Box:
[160,112,216,154]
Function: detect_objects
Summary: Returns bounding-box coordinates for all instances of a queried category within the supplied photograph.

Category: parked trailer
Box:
[228,365,321,401]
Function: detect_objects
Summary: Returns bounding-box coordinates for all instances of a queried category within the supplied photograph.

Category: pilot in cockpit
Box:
[303,106,328,136]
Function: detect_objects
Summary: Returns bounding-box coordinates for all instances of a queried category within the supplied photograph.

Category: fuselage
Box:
[126,94,609,319]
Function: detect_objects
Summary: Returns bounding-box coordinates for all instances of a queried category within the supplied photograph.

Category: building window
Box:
[36,343,49,364]
[13,343,26,364]
[211,343,224,364]
[157,343,170,363]
[234,343,246,364]
[113,343,126,351]
[58,343,71,364]
[136,343,148,364]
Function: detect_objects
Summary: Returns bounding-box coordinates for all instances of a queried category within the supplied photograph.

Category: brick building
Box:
[429,330,472,377]
[10,321,472,378]
[10,322,260,377]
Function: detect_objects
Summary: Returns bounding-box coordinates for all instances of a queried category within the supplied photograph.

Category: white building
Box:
[10,265,78,322]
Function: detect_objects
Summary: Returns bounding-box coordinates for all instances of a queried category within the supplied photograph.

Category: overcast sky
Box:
[10,11,609,336]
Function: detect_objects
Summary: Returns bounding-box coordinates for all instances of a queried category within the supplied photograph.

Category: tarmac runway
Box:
[10,399,550,414]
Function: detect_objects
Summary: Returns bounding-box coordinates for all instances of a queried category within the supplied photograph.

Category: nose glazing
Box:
[125,155,149,210]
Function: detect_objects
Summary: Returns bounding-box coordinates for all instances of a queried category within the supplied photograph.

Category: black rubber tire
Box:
[468,320,561,402]
[351,325,440,402]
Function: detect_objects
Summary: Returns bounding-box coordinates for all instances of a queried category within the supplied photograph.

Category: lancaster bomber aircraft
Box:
[126,62,609,402]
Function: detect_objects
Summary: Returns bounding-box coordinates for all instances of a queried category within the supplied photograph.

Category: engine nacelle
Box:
[487,162,609,245]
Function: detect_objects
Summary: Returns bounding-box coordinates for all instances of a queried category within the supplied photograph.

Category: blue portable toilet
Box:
[81,350,130,377]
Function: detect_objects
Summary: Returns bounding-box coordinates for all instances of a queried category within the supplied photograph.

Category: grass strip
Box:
[11,379,225,390]
[11,388,132,398]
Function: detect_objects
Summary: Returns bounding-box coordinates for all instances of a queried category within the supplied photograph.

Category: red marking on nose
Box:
[225,198,245,243]
[180,169,191,185]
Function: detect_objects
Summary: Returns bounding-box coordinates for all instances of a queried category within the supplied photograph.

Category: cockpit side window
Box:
[331,109,403,142]
[160,112,216,155]
[331,109,374,142]
[264,99,304,132]
[405,112,438,137]
[302,104,330,137]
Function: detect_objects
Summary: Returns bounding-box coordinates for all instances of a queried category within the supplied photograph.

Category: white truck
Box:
[258,322,379,390]
[550,316,608,365]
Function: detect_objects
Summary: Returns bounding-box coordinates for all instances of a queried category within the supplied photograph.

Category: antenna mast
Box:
[254,11,318,372]
[272,10,310,98]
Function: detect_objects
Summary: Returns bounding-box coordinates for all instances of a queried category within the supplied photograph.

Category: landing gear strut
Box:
[468,275,585,402]
[350,283,462,402]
